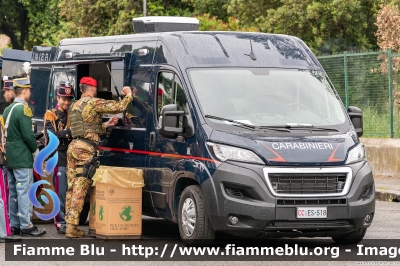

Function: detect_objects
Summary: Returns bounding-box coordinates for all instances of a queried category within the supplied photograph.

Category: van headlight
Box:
[207,142,265,164]
[346,143,366,164]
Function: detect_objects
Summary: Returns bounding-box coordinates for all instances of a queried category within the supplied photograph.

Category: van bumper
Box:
[201,161,375,237]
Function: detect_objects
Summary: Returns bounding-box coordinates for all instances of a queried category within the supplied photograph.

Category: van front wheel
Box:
[178,185,215,246]
[332,228,367,244]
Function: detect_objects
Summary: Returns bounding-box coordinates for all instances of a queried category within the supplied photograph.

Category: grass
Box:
[361,105,400,138]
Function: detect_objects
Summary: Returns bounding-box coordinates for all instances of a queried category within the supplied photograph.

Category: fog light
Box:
[229,216,239,225]
[364,214,373,224]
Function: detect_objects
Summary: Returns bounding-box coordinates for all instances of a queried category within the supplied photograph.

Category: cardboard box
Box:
[32,172,55,222]
[92,166,144,239]
[89,186,96,236]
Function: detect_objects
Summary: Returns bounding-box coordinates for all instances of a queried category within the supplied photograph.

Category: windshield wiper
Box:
[205,115,291,132]
[257,125,291,132]
[205,114,256,129]
[259,123,339,132]
[285,123,340,132]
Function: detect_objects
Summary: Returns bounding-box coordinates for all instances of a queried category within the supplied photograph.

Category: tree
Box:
[185,0,230,20]
[58,0,140,38]
[228,0,380,54]
[197,14,258,32]
[375,3,400,107]
[376,3,400,61]
[20,0,62,48]
[0,0,29,50]
[227,0,281,27]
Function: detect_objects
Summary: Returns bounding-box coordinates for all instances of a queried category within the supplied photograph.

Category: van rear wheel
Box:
[178,185,215,246]
[332,228,367,244]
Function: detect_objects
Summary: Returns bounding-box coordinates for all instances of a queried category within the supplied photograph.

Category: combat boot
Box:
[65,224,85,238]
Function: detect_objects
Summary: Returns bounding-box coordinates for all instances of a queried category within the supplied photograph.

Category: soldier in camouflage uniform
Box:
[65,77,132,238]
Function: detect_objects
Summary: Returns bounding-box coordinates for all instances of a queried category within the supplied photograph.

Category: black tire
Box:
[332,228,367,244]
[79,202,90,225]
[178,185,215,246]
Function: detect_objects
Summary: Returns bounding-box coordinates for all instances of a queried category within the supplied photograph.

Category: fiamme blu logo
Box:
[28,130,60,220]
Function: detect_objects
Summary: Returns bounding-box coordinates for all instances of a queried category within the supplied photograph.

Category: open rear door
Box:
[30,46,57,120]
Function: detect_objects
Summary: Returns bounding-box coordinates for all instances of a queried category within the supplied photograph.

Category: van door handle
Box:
[149,131,156,151]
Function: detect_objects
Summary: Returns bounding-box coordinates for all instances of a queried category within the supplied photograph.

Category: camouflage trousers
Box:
[65,139,94,226]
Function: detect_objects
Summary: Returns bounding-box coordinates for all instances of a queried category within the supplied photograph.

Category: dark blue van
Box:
[32,17,374,245]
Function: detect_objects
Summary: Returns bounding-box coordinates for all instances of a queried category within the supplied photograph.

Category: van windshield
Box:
[188,68,347,128]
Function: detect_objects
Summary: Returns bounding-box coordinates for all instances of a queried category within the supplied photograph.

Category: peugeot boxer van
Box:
[31,17,374,246]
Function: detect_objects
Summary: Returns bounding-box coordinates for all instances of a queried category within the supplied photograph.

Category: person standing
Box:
[1,78,15,205]
[1,78,16,204]
[0,115,20,242]
[2,78,16,105]
[0,78,15,241]
[44,82,74,234]
[3,77,46,236]
[65,77,132,238]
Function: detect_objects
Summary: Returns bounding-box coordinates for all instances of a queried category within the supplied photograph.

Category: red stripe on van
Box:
[98,146,218,163]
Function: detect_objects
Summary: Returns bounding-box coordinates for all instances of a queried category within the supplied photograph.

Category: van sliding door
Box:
[98,43,156,170]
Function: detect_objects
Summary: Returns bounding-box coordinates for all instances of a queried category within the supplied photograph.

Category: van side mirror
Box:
[159,104,194,139]
[347,106,363,137]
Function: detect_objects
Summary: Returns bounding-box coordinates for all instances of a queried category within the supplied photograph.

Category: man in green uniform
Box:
[65,77,132,238]
[3,77,46,236]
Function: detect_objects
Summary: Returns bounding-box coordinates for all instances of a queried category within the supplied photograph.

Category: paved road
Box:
[0,200,398,266]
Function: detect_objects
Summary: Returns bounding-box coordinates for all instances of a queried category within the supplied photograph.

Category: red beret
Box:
[158,88,163,95]
[80,77,97,87]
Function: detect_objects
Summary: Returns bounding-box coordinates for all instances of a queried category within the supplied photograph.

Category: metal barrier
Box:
[318,49,400,138]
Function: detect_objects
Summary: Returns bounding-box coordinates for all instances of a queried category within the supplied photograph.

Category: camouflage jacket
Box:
[70,95,133,143]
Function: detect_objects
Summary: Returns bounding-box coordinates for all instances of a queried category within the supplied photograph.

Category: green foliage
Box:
[20,0,61,49]
[58,0,140,38]
[228,0,380,55]
[0,0,384,55]
[185,0,230,20]
[361,105,400,138]
[197,14,258,32]
[227,0,281,27]
[0,0,28,49]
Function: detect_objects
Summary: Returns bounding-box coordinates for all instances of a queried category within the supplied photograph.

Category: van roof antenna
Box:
[249,40,257,60]
[106,63,121,100]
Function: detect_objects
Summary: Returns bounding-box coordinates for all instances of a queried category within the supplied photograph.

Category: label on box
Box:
[89,187,96,230]
[95,183,142,236]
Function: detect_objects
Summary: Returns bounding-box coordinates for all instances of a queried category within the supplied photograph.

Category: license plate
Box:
[297,207,327,219]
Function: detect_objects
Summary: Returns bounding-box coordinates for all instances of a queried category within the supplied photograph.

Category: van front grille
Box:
[225,188,244,198]
[268,173,347,195]
[264,220,352,230]
[277,198,347,205]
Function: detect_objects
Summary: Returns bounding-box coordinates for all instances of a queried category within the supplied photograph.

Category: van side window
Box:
[157,72,174,117]
[174,77,187,112]
[125,70,150,128]
[156,72,187,128]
